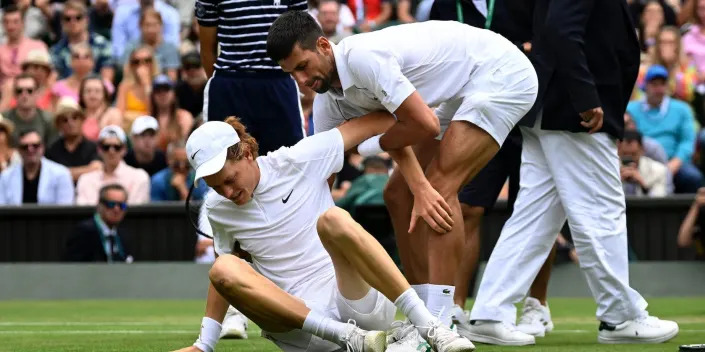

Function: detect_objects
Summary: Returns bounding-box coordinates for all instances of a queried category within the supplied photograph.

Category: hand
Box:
[195,238,214,257]
[170,346,203,352]
[359,21,373,32]
[171,172,187,189]
[695,187,705,206]
[409,183,454,234]
[522,42,532,54]
[136,65,152,85]
[620,164,640,183]
[579,107,604,134]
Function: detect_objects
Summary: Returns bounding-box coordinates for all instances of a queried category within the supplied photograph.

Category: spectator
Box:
[151,74,192,151]
[396,0,415,23]
[50,0,114,83]
[631,0,677,28]
[79,75,123,141]
[174,52,205,119]
[111,0,180,61]
[639,0,666,52]
[316,0,350,44]
[89,0,114,40]
[0,114,20,172]
[0,1,49,42]
[116,45,157,131]
[0,128,74,205]
[332,152,364,201]
[179,15,200,55]
[51,44,114,110]
[347,0,392,32]
[683,0,705,75]
[45,97,102,182]
[121,7,180,81]
[150,139,206,201]
[3,74,56,145]
[63,184,133,263]
[124,115,167,176]
[627,65,704,193]
[76,125,150,205]
[619,130,669,197]
[335,156,390,217]
[677,186,705,260]
[0,5,48,88]
[0,50,55,112]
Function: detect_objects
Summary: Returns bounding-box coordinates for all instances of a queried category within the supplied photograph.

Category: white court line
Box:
[551,329,705,333]
[0,330,195,334]
[0,322,171,326]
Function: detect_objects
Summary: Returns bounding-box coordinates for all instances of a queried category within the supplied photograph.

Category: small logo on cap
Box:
[191,149,201,160]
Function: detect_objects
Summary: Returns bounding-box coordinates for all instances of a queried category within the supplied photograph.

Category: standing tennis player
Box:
[171,115,476,352]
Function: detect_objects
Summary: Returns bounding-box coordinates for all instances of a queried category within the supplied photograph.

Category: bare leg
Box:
[528,243,557,305]
[453,204,484,307]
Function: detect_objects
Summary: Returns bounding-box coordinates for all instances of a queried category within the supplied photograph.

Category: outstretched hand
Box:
[409,183,454,234]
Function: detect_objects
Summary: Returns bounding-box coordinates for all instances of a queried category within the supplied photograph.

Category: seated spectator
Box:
[121,8,180,81]
[619,130,669,197]
[0,6,48,88]
[678,186,705,260]
[625,112,669,164]
[0,50,55,112]
[45,97,102,182]
[316,0,351,44]
[347,0,392,32]
[0,114,20,172]
[111,0,180,61]
[179,16,199,56]
[639,0,666,52]
[124,115,167,176]
[63,184,133,263]
[3,74,56,145]
[151,75,192,151]
[683,0,705,74]
[79,75,123,141]
[332,151,364,201]
[89,0,114,40]
[335,156,390,217]
[0,2,49,43]
[51,43,114,111]
[627,65,704,193]
[175,52,206,119]
[50,0,114,83]
[116,45,158,131]
[76,125,150,205]
[0,128,74,205]
[150,140,206,201]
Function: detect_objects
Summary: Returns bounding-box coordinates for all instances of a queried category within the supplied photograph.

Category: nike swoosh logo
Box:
[191,149,201,160]
[282,189,293,203]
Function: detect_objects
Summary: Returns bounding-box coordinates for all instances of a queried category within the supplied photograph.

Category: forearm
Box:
[386,146,428,192]
[199,27,218,78]
[337,111,396,151]
[379,119,436,151]
[678,204,699,247]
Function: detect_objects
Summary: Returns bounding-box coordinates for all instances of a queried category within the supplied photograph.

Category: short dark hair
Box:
[18,128,40,141]
[99,184,128,202]
[623,130,643,146]
[3,5,21,18]
[267,11,324,63]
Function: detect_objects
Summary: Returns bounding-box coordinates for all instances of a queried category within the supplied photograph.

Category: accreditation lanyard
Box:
[456,0,496,29]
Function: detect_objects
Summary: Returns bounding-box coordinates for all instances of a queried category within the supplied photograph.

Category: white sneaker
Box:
[219,306,248,339]
[450,305,472,337]
[425,320,476,352]
[598,315,679,344]
[516,297,554,337]
[386,320,432,352]
[461,320,535,346]
[340,320,387,352]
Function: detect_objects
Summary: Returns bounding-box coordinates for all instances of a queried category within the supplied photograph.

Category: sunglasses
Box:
[131,57,153,66]
[19,142,41,151]
[71,53,92,60]
[15,87,34,95]
[62,14,84,22]
[100,143,124,152]
[101,200,128,211]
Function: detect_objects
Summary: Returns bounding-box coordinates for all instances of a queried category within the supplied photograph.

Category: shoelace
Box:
[419,307,464,350]
[342,319,362,352]
[518,305,543,325]
[388,320,415,343]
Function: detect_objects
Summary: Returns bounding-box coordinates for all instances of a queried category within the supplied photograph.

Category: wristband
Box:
[193,317,222,352]
[358,135,383,157]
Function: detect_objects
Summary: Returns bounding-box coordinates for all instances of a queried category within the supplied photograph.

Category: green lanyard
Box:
[456,0,496,29]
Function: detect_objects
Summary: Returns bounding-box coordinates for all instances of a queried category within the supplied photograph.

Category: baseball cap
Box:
[187,121,240,184]
[152,74,174,90]
[131,115,159,135]
[99,125,127,144]
[645,65,669,82]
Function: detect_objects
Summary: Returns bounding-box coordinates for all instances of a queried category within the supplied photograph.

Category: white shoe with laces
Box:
[219,306,248,339]
[340,319,387,352]
[598,315,679,344]
[424,320,476,352]
[516,297,553,337]
[462,320,535,346]
[386,320,432,352]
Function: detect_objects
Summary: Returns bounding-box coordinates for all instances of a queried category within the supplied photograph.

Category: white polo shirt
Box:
[313,20,520,133]
[205,129,344,293]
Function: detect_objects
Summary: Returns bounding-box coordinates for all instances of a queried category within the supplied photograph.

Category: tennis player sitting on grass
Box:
[171,115,476,352]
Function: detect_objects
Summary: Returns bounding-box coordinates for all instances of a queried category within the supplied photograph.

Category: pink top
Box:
[52,79,116,104]
[0,38,47,86]
[75,161,151,205]
[82,117,100,141]
[682,25,705,74]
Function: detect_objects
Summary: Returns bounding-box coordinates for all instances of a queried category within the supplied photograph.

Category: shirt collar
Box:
[94,212,116,235]
[253,157,269,196]
[331,42,354,96]
[641,96,670,115]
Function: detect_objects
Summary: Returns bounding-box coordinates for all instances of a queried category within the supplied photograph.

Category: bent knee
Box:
[317,207,359,244]
[209,254,252,290]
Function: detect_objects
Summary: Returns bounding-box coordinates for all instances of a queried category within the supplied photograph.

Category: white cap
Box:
[187,121,240,183]
[131,115,159,135]
[99,125,127,144]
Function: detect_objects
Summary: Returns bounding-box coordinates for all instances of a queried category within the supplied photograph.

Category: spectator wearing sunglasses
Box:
[116,45,158,131]
[63,183,134,263]
[51,43,115,112]
[76,125,150,205]
[0,127,74,205]
[150,139,206,201]
[174,52,206,119]
[0,5,48,89]
[121,7,180,82]
[0,50,54,112]
[50,0,114,83]
[2,73,56,145]
[46,97,102,182]
[111,0,180,61]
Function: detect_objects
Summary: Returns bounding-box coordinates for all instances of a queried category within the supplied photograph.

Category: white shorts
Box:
[436,52,538,145]
[262,271,397,352]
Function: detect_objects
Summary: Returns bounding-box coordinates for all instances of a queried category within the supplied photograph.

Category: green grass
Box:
[0,298,703,351]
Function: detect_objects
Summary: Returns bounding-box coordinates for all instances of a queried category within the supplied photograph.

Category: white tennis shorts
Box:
[262,271,396,352]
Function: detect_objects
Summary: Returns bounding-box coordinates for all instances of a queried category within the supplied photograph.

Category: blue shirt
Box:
[150,168,208,201]
[626,97,697,162]
[111,1,181,61]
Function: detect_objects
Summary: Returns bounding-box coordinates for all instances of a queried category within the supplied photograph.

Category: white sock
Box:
[394,288,438,339]
[411,284,429,303]
[426,285,455,326]
[302,311,353,345]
